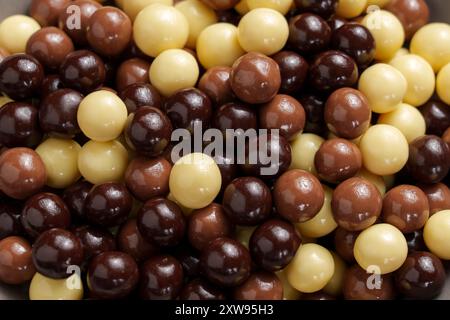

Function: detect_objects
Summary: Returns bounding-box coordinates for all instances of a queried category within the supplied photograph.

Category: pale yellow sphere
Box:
[354,223,408,274]
[0,15,40,54]
[167,193,194,216]
[366,0,391,7]
[389,54,435,106]
[437,62,450,105]
[360,124,409,176]
[296,185,337,238]
[323,252,347,297]
[423,210,450,260]
[0,96,12,108]
[124,0,174,20]
[410,23,450,72]
[358,63,407,113]
[234,226,257,249]
[289,133,324,176]
[286,243,335,293]
[35,138,81,189]
[29,273,83,300]
[175,0,217,49]
[355,168,386,196]
[77,90,128,142]
[377,103,426,143]
[133,4,189,57]
[247,0,293,14]
[235,0,250,15]
[361,10,405,61]
[336,0,368,18]
[169,153,222,209]
[78,140,129,185]
[149,49,199,96]
[276,269,302,300]
[237,8,289,55]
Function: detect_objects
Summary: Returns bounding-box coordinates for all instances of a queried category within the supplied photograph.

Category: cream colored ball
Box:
[235,0,250,15]
[323,252,347,297]
[29,273,83,300]
[423,210,450,260]
[336,0,368,19]
[124,0,174,20]
[289,133,324,176]
[276,269,302,300]
[437,62,450,105]
[0,15,40,54]
[247,0,293,14]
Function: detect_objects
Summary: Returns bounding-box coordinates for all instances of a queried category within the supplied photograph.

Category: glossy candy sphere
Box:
[0,236,35,284]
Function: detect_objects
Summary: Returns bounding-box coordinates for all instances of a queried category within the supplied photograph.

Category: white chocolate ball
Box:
[437,62,450,105]
[323,252,347,297]
[289,133,324,176]
[123,0,174,20]
[0,15,40,54]
[336,0,368,19]
[246,0,293,15]
[423,210,450,260]
[29,273,83,300]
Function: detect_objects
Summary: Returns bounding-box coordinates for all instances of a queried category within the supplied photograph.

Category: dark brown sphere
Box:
[0,54,44,100]
[200,237,251,288]
[0,236,35,284]
[299,93,327,135]
[222,177,272,226]
[272,51,309,94]
[309,50,358,92]
[84,183,132,227]
[294,0,338,19]
[188,203,233,251]
[73,225,116,262]
[116,58,151,93]
[0,148,47,200]
[288,13,331,55]
[198,66,234,107]
[213,102,257,134]
[230,52,281,104]
[125,106,173,157]
[386,0,430,40]
[334,227,359,263]
[234,271,283,300]
[180,278,226,300]
[213,153,238,193]
[273,169,324,223]
[0,102,41,148]
[407,135,450,184]
[382,185,430,233]
[139,255,184,300]
[420,183,450,215]
[420,100,450,137]
[119,83,161,113]
[21,192,71,239]
[29,0,71,26]
[343,265,396,300]
[88,251,139,299]
[40,74,65,98]
[117,219,158,263]
[62,180,92,219]
[0,202,22,240]
[395,251,445,299]
[332,177,382,231]
[314,138,362,183]
[199,0,239,10]
[32,228,84,279]
[59,50,106,94]
[137,198,186,247]
[325,87,371,139]
[250,219,301,272]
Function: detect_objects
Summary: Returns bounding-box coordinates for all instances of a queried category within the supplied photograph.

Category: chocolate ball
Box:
[234,271,283,300]
[140,255,184,300]
[0,202,22,240]
[201,237,251,288]
[222,177,272,226]
[213,153,238,193]
[272,51,309,94]
[299,93,327,135]
[199,0,239,10]
[0,54,44,100]
[26,27,74,72]
[32,228,84,279]
[332,177,382,231]
[213,102,257,134]
[188,203,232,251]
[62,180,93,220]
[382,185,430,233]
[420,100,450,137]
[39,89,83,137]
[125,106,173,157]
[119,83,161,113]
[0,148,47,200]
[0,102,41,148]
[295,0,338,19]
[407,135,450,184]
[40,74,65,98]
[325,87,371,139]
[84,183,132,227]
[343,265,396,300]
[29,0,71,26]
[230,52,281,104]
[88,251,139,299]
[180,278,226,300]
[250,219,301,272]
[125,156,171,202]
[59,50,106,94]
[420,183,450,215]
[386,0,429,40]
[395,251,445,299]
[137,198,186,247]
[0,236,35,284]
[405,230,427,252]
[116,58,151,93]
[21,192,71,239]
[314,138,362,183]
[198,66,234,107]
[274,169,324,223]
[73,225,116,262]
[117,219,158,263]
[309,50,358,92]
[288,13,331,55]
[334,227,359,263]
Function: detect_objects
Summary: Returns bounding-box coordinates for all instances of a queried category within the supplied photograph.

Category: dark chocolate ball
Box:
[233,271,283,300]
[62,180,93,220]
[180,278,226,300]
[288,13,331,55]
[29,0,71,27]
[213,102,257,134]
[343,265,396,300]
[40,74,65,98]
[117,219,158,263]
[116,58,151,93]
[272,51,309,94]
[420,100,450,137]
[73,225,116,262]
[334,227,359,263]
[299,93,327,135]
[198,66,234,107]
[420,183,450,215]
[294,0,338,19]
[119,83,161,113]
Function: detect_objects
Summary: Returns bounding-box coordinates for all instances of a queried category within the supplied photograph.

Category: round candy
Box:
[437,62,450,105]
[116,58,150,93]
[247,0,292,14]
[213,102,257,134]
[289,133,324,175]
[62,180,92,219]
[385,0,429,40]
[335,0,367,18]
[272,51,309,94]
[29,0,71,27]
[123,0,174,20]
[0,15,40,54]
[420,100,450,137]
[117,219,158,262]
[234,271,283,300]
[334,227,359,263]
[294,0,338,19]
[420,183,450,215]
[0,236,35,284]
[288,13,331,55]
[73,225,116,261]
[29,272,83,300]
[343,265,396,300]
[423,210,450,259]
[119,83,161,113]
[40,74,64,98]
[354,223,408,274]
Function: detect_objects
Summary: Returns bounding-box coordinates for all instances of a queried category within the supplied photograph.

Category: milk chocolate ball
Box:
[198,66,234,107]
[30,0,71,27]
[420,183,450,215]
[386,0,429,40]
[234,271,283,300]
[0,236,35,284]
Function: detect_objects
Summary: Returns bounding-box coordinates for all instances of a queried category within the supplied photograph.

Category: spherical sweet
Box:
[122,0,174,20]
[343,265,396,300]
[334,227,359,263]
[358,64,407,114]
[437,62,450,105]
[62,180,92,219]
[234,271,283,300]
[213,102,256,136]
[40,74,64,98]
[294,0,338,19]
[424,210,450,260]
[29,272,83,300]
[420,183,450,215]
[385,0,429,40]
[73,225,116,261]
[170,153,221,209]
[378,103,426,143]
[0,148,47,200]
[420,100,450,137]
[117,219,158,262]
[133,4,189,58]
[247,0,292,14]
[197,23,245,69]
[115,58,150,93]
[29,0,71,27]
[360,124,409,176]
[78,140,129,185]
[181,278,226,300]
[289,133,324,175]
[335,0,367,18]
[286,243,334,293]
[237,8,289,55]
[198,66,234,106]
[0,15,40,54]
[272,51,309,94]
[0,236,35,284]
[149,49,199,97]
[288,13,331,55]
[410,23,450,72]
[361,10,405,62]
[119,83,161,113]
[354,223,408,274]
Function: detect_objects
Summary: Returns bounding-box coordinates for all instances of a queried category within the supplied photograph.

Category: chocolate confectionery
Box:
[0,0,449,301]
